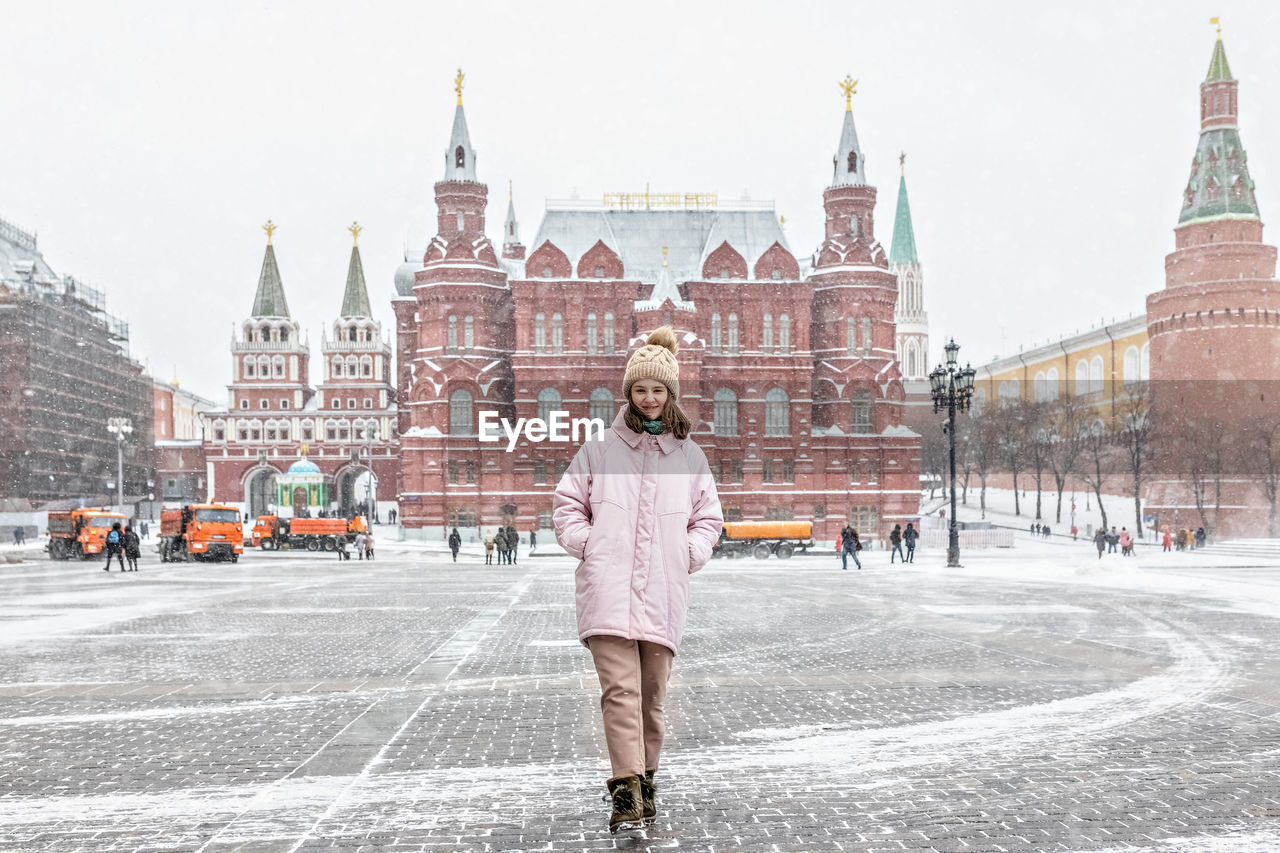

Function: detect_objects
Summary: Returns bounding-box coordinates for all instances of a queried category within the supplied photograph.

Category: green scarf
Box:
[641,418,665,435]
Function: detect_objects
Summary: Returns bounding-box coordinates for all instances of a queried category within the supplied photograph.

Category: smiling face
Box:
[629,380,669,420]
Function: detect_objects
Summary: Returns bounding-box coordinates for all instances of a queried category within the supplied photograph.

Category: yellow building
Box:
[974,316,1149,423]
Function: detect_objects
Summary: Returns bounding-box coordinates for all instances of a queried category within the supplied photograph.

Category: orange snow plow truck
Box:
[46,508,128,560]
[250,515,368,551]
[160,504,243,563]
[712,520,814,560]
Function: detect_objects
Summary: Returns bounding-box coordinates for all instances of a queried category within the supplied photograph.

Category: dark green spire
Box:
[1205,36,1232,82]
[251,243,291,318]
[889,174,919,265]
[340,245,372,318]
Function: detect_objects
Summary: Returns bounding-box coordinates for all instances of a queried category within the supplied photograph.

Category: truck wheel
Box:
[322,538,336,552]
[711,546,723,559]
[753,543,772,560]
[775,542,794,560]
[232,555,239,563]
[260,539,274,551]
[74,544,85,561]
[306,538,320,552]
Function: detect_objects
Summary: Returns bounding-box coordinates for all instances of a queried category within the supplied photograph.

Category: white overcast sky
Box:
[4,0,1277,402]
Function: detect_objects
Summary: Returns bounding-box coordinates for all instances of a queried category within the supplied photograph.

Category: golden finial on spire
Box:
[899,151,907,176]
[839,75,858,111]
[780,215,786,228]
[348,221,362,247]
[454,68,465,105]
[662,246,669,266]
[1210,16,1221,39]
[263,220,277,245]
[509,179,513,201]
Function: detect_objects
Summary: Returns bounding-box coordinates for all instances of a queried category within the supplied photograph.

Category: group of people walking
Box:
[833,521,919,569]
[1162,526,1206,552]
[103,521,141,572]
[337,531,374,560]
[1029,522,1052,538]
[479,527,522,564]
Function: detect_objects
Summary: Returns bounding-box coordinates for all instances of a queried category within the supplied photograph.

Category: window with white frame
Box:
[537,388,561,423]
[710,313,722,354]
[713,388,738,436]
[447,315,458,352]
[590,388,613,424]
[851,390,872,433]
[603,313,615,354]
[450,389,473,436]
[552,313,564,353]
[534,313,546,353]
[464,316,474,353]
[586,314,597,355]
[762,314,773,354]
[779,314,790,354]
[765,388,789,436]
[728,313,739,354]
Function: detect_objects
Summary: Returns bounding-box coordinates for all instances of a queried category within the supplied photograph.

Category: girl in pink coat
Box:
[553,327,723,833]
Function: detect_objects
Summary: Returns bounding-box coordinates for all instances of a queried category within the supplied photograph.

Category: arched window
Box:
[765,388,789,436]
[361,355,373,378]
[257,355,270,378]
[260,324,270,341]
[852,390,873,433]
[1090,355,1105,394]
[586,313,598,355]
[537,388,561,423]
[348,324,357,342]
[1075,360,1089,395]
[862,317,872,356]
[847,317,856,355]
[847,151,857,173]
[603,313,615,354]
[464,316,474,353]
[447,315,458,352]
[1140,342,1150,380]
[455,145,465,168]
[1034,371,1047,401]
[906,341,917,379]
[449,389,473,436]
[714,388,738,436]
[272,355,285,378]
[534,313,546,353]
[779,314,790,354]
[1123,345,1140,384]
[280,328,289,343]
[244,356,256,379]
[998,380,1010,400]
[728,313,740,354]
[590,388,613,424]
[345,356,358,378]
[762,314,773,354]
[552,313,564,353]
[1009,377,1020,400]
[1046,367,1060,401]
[710,314,722,354]
[973,387,987,414]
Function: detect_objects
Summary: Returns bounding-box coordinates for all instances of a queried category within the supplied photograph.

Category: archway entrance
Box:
[247,469,277,519]
[292,487,308,518]
[337,466,376,520]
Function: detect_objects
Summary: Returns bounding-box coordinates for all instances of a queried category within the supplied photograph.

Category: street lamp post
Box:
[929,339,976,567]
[106,417,133,512]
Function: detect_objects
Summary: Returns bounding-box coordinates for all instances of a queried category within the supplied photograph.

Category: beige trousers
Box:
[587,635,675,779]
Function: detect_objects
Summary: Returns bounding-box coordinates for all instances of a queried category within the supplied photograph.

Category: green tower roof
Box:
[1205,37,1233,82]
[251,243,291,318]
[889,174,919,265]
[339,245,372,318]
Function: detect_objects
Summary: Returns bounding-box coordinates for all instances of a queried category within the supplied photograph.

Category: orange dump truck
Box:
[713,520,814,560]
[46,508,128,559]
[160,504,243,562]
[251,515,368,551]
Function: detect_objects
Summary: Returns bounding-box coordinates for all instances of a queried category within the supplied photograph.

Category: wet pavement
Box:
[1,542,1279,851]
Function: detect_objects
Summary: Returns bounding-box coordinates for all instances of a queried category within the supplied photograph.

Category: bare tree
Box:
[958,415,976,505]
[994,401,1028,516]
[1078,416,1111,532]
[1183,418,1227,536]
[969,410,999,519]
[920,425,947,502]
[1022,401,1052,521]
[1114,382,1152,539]
[1247,418,1280,537]
[1047,394,1086,524]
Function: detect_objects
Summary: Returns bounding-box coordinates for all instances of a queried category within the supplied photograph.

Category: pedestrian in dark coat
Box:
[1093,527,1107,559]
[889,524,904,563]
[103,521,125,572]
[839,523,861,571]
[506,526,518,564]
[448,527,462,563]
[123,526,141,572]
[529,529,537,554]
[902,522,918,563]
[1195,527,1207,548]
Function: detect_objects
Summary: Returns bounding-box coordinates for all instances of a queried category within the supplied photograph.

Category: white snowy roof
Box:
[531,204,791,283]
[830,109,867,188]
[0,217,60,288]
[634,260,695,312]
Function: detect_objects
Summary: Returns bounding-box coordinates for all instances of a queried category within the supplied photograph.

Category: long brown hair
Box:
[623,394,691,440]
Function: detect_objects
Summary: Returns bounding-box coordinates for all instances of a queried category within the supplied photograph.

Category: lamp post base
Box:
[946,548,961,568]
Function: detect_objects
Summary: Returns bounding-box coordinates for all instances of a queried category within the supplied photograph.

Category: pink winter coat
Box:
[553,407,723,654]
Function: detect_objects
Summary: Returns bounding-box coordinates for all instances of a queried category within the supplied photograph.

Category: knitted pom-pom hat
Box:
[623,326,680,399]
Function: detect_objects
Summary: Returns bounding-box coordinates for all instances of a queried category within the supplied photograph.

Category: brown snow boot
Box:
[607,775,643,833]
[640,769,657,822]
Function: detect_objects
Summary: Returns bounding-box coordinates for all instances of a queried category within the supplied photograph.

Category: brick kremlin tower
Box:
[808,76,907,436]
[1145,28,1280,536]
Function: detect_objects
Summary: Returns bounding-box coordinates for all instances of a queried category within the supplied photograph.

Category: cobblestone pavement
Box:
[2,544,1279,852]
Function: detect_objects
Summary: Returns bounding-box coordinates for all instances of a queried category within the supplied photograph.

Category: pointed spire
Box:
[504,181,519,243]
[340,223,372,318]
[251,223,291,318]
[830,76,866,188]
[444,69,477,182]
[1205,27,1232,82]
[889,162,919,266]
